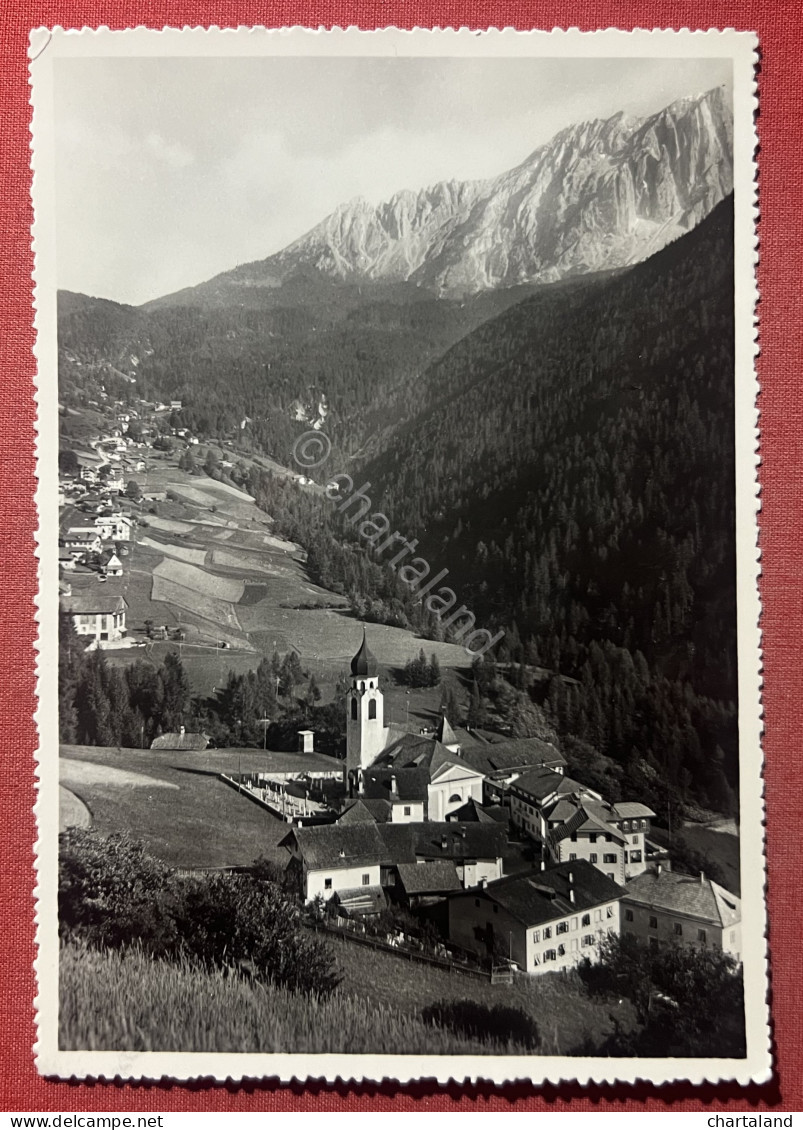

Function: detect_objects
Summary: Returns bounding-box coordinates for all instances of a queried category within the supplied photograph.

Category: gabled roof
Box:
[280,823,391,871]
[549,804,626,846]
[452,860,625,928]
[396,860,462,895]
[510,767,570,802]
[447,798,508,825]
[150,732,209,752]
[337,799,391,825]
[361,766,430,804]
[623,869,741,928]
[378,821,507,864]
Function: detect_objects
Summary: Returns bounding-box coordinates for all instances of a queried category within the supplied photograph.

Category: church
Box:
[344,631,486,822]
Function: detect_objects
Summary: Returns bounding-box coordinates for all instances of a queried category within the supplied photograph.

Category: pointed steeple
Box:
[435,713,457,747]
[350,629,378,677]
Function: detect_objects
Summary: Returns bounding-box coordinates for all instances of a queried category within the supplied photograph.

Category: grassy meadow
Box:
[60,940,633,1056]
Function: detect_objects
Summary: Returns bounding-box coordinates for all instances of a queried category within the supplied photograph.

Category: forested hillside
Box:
[57,276,540,460]
[359,198,738,815]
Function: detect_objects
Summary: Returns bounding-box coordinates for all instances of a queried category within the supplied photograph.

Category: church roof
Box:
[435,715,458,746]
[350,630,378,677]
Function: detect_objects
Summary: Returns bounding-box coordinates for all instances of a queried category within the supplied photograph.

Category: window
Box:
[360,681,365,691]
[582,935,594,947]
[449,793,462,803]
[556,921,569,935]
[403,806,411,816]
[632,835,639,845]
[532,929,540,943]
[606,906,614,919]
[581,914,591,927]
[649,915,658,929]
[474,898,480,908]
[570,833,578,842]
[543,926,552,939]
[362,874,370,886]
[532,952,541,965]
[324,878,332,890]
[594,909,603,922]
[674,922,683,936]
[698,929,707,943]
[368,700,377,720]
[557,943,566,957]
[351,699,358,720]
[569,853,577,861]
[622,821,630,833]
[603,853,617,864]
[589,833,597,844]
[640,820,647,830]
[544,949,557,962]
[590,853,598,864]
[631,850,643,863]
[625,909,634,922]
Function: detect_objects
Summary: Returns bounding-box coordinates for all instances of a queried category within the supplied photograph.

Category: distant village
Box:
[57,391,743,982]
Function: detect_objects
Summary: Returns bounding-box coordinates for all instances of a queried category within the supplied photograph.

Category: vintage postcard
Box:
[31,26,766,1085]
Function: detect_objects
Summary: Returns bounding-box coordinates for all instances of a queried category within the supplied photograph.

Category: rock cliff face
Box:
[249,86,732,297]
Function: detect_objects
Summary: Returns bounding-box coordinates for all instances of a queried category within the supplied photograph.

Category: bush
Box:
[59,829,340,997]
[422,999,539,1051]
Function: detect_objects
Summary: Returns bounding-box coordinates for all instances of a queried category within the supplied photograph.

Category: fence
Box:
[305,917,492,981]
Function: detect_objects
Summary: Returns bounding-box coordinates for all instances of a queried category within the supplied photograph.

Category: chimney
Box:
[540,860,546,872]
[700,870,706,884]
[441,835,449,851]
[339,848,345,859]
[179,725,185,736]
[390,774,398,796]
[657,863,662,876]
[298,729,314,754]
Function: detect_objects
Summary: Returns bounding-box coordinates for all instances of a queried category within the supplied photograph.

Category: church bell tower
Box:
[346,630,385,778]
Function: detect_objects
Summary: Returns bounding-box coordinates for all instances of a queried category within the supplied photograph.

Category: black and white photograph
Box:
[31,27,766,1084]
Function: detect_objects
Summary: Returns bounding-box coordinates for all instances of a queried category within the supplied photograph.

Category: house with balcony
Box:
[446,859,624,974]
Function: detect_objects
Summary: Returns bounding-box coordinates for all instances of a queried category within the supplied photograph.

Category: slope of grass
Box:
[59,943,534,1055]
[322,932,636,1056]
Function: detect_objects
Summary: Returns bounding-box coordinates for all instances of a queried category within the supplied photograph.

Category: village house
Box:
[379,821,507,891]
[60,590,127,645]
[508,767,655,882]
[150,729,210,752]
[94,513,135,541]
[280,823,390,906]
[621,866,742,959]
[446,859,624,974]
[99,549,123,578]
[63,528,103,556]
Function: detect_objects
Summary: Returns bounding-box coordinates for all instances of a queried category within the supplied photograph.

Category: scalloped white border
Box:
[30,24,765,1088]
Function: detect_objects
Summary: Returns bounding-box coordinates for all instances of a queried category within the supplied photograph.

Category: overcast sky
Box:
[54,55,731,306]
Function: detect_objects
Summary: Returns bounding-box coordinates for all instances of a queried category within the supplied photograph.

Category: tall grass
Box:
[59,943,534,1055]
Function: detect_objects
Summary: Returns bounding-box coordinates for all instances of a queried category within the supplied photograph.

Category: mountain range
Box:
[161,85,732,305]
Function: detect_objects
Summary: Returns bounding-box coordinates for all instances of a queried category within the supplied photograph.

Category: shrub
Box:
[59,829,340,997]
[422,999,539,1051]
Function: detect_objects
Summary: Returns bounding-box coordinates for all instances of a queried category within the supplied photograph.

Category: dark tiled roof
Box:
[509,767,569,802]
[454,859,624,927]
[458,738,566,777]
[549,804,626,846]
[379,821,507,864]
[150,732,209,751]
[337,799,391,824]
[447,798,509,825]
[361,766,430,803]
[280,823,391,870]
[396,860,462,895]
[623,870,740,927]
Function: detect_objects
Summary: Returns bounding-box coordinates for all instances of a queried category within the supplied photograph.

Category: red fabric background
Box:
[1,0,800,1111]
